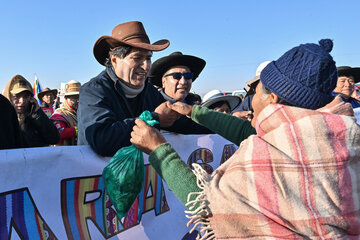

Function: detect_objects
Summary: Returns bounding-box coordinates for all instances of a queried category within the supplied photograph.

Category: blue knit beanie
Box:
[260,39,337,110]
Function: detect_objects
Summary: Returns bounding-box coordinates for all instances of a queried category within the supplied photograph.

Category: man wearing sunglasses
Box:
[148,52,205,105]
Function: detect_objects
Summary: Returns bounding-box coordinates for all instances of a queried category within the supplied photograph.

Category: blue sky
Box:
[0,0,359,96]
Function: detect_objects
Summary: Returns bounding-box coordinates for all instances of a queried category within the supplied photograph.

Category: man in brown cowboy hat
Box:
[78,21,210,157]
[38,87,59,117]
[50,80,81,145]
[333,66,360,108]
[148,51,206,105]
[4,75,60,147]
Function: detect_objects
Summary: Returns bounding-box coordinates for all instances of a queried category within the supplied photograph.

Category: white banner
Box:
[0,133,237,240]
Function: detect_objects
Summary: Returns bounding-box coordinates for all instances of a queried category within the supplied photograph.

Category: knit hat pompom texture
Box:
[260,39,337,110]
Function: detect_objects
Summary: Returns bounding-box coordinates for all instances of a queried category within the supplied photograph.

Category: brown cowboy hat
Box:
[337,66,360,83]
[148,52,206,87]
[93,21,170,66]
[38,87,58,100]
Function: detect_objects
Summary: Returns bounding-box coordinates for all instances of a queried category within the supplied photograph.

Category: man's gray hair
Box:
[104,46,132,67]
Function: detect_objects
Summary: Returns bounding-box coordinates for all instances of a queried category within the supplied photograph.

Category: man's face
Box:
[334,76,355,98]
[251,81,272,128]
[111,48,152,89]
[214,102,231,114]
[11,91,32,114]
[162,66,192,101]
[65,95,79,110]
[42,93,55,105]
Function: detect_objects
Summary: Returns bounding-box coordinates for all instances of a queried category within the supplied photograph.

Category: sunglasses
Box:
[164,72,194,80]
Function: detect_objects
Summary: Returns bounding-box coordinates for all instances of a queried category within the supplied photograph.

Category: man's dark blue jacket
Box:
[78,68,211,157]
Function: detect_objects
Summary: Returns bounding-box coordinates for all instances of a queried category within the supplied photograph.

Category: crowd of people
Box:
[1,20,360,239]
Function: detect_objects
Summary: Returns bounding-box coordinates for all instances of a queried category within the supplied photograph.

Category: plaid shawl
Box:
[51,100,77,127]
[187,98,360,239]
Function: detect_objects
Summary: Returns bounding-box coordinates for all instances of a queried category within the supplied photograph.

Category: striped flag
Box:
[33,74,42,105]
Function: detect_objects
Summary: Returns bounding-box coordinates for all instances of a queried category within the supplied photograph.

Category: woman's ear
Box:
[269,92,280,104]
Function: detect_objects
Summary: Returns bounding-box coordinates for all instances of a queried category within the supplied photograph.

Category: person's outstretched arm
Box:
[167,102,256,146]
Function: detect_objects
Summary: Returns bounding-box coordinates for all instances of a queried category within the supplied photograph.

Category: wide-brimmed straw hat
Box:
[148,52,206,87]
[38,87,58,100]
[93,21,170,65]
[201,90,241,112]
[337,66,360,83]
[64,80,81,96]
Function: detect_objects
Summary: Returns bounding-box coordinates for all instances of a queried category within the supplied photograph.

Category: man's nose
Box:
[178,76,187,84]
[141,59,151,71]
[344,80,352,87]
[17,96,25,104]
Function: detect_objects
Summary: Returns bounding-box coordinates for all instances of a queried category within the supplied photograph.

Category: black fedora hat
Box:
[148,52,206,87]
[337,66,360,83]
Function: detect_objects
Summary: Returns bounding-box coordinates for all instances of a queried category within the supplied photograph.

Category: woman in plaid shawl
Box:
[131,39,360,239]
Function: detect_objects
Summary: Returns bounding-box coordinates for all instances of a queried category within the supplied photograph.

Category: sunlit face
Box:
[42,93,55,105]
[111,48,152,89]
[214,102,231,114]
[251,81,272,128]
[10,91,32,114]
[334,76,355,98]
[65,95,79,110]
[162,66,192,101]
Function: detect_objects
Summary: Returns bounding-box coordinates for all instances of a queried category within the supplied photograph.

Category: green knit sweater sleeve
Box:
[191,105,256,145]
[149,143,200,206]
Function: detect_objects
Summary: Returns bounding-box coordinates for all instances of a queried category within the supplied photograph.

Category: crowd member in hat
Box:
[148,52,206,105]
[38,87,59,112]
[0,94,27,149]
[232,61,271,119]
[333,66,360,108]
[78,21,211,157]
[201,89,241,114]
[130,39,360,239]
[4,75,60,147]
[50,80,81,145]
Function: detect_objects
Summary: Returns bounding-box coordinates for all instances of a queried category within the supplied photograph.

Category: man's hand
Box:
[154,102,181,127]
[29,98,40,112]
[130,119,167,154]
[166,101,193,117]
[232,110,252,120]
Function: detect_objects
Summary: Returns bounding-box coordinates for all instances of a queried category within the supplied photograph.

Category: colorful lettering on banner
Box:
[61,164,169,240]
[187,148,214,174]
[0,188,57,240]
[220,144,237,164]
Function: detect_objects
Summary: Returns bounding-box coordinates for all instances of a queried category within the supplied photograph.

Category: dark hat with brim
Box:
[337,66,360,83]
[201,90,241,112]
[148,52,206,87]
[93,21,169,66]
[38,87,58,100]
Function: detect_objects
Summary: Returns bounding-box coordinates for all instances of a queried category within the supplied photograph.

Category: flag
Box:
[33,74,42,105]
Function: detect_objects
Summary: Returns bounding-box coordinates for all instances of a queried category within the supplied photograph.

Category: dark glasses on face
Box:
[164,72,194,80]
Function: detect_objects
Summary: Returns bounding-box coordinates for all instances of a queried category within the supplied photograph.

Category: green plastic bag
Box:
[102,110,159,218]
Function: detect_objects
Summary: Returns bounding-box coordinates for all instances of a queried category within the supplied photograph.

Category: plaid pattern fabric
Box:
[190,100,360,239]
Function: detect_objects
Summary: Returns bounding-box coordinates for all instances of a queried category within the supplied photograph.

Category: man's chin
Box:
[130,80,145,89]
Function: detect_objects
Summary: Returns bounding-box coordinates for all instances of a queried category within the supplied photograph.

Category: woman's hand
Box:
[166,101,193,118]
[130,119,167,155]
